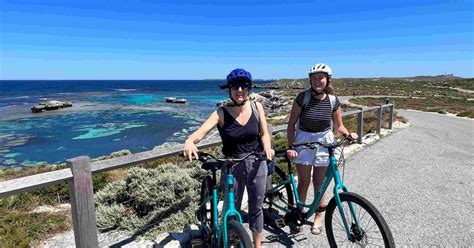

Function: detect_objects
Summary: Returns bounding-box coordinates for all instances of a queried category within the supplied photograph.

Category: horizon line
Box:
[0,75,470,81]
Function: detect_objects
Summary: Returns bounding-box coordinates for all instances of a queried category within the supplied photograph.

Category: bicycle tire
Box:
[263,165,294,219]
[219,220,253,248]
[325,192,395,247]
[198,175,214,237]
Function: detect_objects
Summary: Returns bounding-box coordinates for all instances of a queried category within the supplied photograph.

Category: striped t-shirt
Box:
[295,91,341,133]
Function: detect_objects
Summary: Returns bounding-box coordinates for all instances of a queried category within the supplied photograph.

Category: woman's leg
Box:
[311,166,328,234]
[252,232,263,248]
[247,159,267,248]
[295,164,313,203]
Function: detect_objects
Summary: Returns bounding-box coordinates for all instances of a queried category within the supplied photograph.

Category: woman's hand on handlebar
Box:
[183,139,198,162]
[344,132,358,141]
[287,149,298,161]
[264,148,275,161]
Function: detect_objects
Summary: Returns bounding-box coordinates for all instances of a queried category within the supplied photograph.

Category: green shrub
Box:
[273,137,288,150]
[95,163,206,239]
[457,110,473,118]
[96,204,126,231]
[95,181,127,205]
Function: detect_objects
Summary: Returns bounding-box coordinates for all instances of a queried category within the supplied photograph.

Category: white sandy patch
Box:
[30,203,71,214]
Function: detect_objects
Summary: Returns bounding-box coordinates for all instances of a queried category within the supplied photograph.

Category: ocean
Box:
[0,80,266,168]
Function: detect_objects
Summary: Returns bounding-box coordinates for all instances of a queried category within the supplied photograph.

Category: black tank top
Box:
[217,106,263,156]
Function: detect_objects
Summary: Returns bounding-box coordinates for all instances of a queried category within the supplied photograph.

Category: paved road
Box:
[257,110,473,247]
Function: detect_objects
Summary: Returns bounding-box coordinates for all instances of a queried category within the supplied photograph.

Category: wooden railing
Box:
[0,103,394,247]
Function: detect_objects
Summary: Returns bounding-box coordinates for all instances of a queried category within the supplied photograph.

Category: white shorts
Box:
[292,129,335,167]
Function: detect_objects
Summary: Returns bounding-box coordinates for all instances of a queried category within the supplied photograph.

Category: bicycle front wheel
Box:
[325,192,395,247]
[198,175,214,237]
[219,220,253,248]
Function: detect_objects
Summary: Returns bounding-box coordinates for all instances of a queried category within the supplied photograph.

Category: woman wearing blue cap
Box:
[183,68,274,247]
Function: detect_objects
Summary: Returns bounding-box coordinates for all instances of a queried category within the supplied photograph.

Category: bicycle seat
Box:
[201,162,224,171]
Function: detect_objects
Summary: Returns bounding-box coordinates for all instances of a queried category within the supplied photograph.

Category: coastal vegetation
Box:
[1,75,472,246]
[94,163,205,238]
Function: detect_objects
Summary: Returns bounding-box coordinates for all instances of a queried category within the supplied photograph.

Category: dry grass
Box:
[0,208,71,248]
[0,164,65,181]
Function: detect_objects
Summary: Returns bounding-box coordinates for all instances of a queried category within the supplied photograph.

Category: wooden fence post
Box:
[357,108,364,144]
[376,105,382,134]
[388,103,394,129]
[67,156,99,248]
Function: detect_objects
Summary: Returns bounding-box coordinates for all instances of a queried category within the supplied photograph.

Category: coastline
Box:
[0,89,286,172]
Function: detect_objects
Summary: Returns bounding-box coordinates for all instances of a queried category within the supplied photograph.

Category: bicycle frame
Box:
[269,146,360,240]
[207,166,244,247]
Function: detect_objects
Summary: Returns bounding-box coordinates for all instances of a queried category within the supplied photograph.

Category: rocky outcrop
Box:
[216,91,293,118]
[31,100,72,113]
[165,97,187,104]
[254,79,308,89]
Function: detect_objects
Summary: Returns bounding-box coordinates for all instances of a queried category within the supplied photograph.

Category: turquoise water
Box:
[0,80,266,167]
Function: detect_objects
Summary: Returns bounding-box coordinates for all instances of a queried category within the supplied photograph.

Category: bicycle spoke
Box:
[364,219,378,234]
[332,218,346,229]
[334,213,346,230]
[359,206,368,223]
[336,237,350,246]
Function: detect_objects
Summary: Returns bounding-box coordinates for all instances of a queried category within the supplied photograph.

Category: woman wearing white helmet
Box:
[286,63,358,235]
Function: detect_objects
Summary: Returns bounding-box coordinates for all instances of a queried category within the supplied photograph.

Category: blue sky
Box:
[0,0,472,79]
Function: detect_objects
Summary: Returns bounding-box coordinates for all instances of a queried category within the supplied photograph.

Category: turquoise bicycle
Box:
[263,136,395,247]
[195,151,255,248]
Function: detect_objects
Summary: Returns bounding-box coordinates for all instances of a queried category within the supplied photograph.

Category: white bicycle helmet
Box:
[308,63,332,78]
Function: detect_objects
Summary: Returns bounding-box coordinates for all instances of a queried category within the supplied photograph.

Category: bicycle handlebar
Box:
[293,135,356,149]
[274,135,356,158]
[195,151,264,163]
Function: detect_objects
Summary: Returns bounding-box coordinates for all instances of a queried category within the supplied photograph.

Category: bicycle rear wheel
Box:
[219,220,253,248]
[325,192,395,247]
[198,176,214,237]
[263,166,294,221]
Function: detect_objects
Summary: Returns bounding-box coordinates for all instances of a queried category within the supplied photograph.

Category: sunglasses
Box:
[229,81,251,91]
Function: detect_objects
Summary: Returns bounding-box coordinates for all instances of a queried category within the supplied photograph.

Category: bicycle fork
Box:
[220,173,244,248]
[330,156,361,241]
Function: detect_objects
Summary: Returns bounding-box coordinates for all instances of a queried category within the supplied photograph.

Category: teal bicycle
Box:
[263,136,395,247]
[196,151,255,248]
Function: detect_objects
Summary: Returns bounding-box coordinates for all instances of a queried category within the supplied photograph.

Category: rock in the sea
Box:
[31,100,72,113]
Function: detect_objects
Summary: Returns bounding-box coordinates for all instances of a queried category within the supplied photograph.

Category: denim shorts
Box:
[292,129,335,167]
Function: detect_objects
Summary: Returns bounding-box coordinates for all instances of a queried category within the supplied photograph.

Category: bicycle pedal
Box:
[275,218,286,228]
